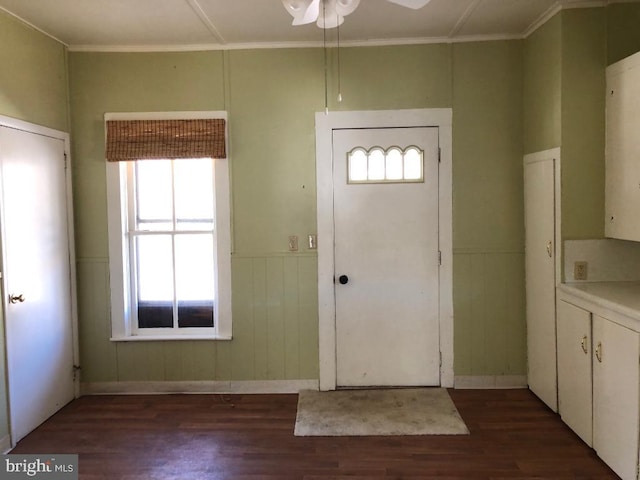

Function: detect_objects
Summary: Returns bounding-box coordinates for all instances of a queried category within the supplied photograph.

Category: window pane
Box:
[386,148,403,180]
[404,148,423,180]
[368,149,385,180]
[136,235,174,302]
[135,160,173,231]
[138,302,173,329]
[175,234,214,328]
[174,159,214,231]
[136,235,174,329]
[348,149,367,182]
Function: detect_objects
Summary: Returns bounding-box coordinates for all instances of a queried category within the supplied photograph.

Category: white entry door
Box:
[333,127,440,387]
[0,125,75,443]
[524,154,557,411]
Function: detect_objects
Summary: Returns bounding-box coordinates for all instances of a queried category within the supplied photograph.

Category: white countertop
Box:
[558,281,640,328]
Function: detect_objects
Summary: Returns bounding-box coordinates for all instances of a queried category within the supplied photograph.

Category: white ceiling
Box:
[0,0,628,51]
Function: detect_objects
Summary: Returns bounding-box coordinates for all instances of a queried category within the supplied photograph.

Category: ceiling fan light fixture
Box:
[283,0,430,29]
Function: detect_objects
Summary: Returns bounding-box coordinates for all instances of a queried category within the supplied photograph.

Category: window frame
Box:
[105,111,232,341]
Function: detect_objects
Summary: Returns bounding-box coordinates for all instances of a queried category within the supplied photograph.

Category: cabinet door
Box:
[557,301,592,446]
[605,54,640,241]
[593,315,640,480]
[524,157,557,411]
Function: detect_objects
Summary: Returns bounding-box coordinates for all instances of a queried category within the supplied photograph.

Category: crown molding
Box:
[68,33,530,53]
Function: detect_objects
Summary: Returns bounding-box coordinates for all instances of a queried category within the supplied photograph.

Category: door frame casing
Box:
[0,114,80,445]
[315,109,453,391]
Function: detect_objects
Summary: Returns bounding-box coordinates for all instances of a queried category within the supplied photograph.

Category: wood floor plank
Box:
[9,389,619,479]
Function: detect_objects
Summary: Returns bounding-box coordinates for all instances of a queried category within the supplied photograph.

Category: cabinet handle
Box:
[581,335,588,354]
[595,342,603,363]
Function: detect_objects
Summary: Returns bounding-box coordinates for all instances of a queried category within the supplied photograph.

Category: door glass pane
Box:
[175,234,214,328]
[135,160,173,231]
[404,148,423,180]
[368,149,385,181]
[174,159,214,231]
[386,148,403,180]
[348,149,367,182]
[136,235,174,328]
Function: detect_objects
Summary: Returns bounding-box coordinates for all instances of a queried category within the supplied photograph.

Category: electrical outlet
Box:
[288,235,298,252]
[574,261,588,281]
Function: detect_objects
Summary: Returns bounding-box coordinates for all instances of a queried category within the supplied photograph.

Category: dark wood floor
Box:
[10,389,618,479]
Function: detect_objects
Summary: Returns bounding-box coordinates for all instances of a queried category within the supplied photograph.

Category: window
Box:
[106,112,231,341]
[347,146,424,184]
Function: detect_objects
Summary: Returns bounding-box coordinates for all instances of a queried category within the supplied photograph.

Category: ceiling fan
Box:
[282,0,432,29]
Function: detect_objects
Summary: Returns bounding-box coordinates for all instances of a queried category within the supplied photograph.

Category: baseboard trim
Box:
[454,375,527,389]
[0,434,12,453]
[81,379,319,395]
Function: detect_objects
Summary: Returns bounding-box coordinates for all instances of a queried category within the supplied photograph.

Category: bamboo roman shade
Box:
[106,118,226,162]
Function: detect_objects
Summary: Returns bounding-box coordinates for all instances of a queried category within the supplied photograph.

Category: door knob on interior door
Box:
[338,275,349,285]
[9,294,25,304]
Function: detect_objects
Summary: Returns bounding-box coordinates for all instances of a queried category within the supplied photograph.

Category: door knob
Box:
[9,294,25,304]
[338,275,349,285]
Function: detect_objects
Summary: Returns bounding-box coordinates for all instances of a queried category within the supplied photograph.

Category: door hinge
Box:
[438,147,441,163]
[64,152,68,170]
[73,364,81,381]
[439,351,442,367]
[438,250,442,266]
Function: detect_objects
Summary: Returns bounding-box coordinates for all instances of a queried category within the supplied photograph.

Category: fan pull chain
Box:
[337,11,342,103]
[323,0,329,114]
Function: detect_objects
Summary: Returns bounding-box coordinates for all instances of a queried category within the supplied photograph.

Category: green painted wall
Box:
[607,2,640,65]
[560,9,606,241]
[523,14,561,155]
[70,41,527,383]
[523,9,607,247]
[452,41,526,376]
[0,10,70,444]
[0,10,69,131]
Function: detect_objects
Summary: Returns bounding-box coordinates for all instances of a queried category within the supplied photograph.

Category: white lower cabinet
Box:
[557,299,640,480]
[592,314,640,480]
[557,301,593,446]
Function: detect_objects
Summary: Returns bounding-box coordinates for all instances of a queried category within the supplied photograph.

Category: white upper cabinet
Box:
[606,50,640,241]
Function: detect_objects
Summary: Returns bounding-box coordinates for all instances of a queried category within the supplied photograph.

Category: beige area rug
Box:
[294,388,469,436]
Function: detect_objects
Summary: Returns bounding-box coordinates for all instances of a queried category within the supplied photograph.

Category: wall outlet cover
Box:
[574,261,588,281]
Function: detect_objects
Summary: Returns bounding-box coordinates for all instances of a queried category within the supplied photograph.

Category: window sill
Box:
[110,334,232,342]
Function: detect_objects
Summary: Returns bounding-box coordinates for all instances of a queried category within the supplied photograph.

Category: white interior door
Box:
[0,125,75,443]
[524,155,557,411]
[333,127,440,387]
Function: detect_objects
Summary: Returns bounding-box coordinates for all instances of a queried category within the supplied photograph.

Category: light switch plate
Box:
[288,235,298,252]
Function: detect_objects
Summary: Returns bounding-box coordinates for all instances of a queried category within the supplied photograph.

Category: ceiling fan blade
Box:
[386,0,431,9]
[335,0,361,17]
[281,0,317,25]
[294,0,322,25]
